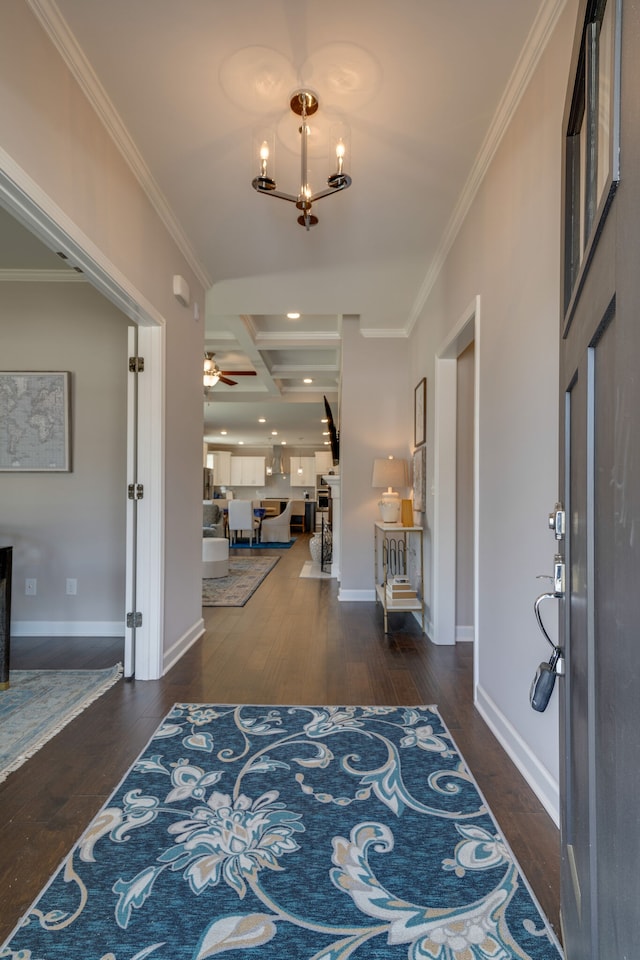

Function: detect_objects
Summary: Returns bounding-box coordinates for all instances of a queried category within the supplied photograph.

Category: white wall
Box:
[409,1,578,821]
[0,282,128,633]
[0,1,206,668]
[340,318,411,596]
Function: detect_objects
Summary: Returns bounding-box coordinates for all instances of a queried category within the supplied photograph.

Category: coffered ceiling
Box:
[9,0,559,446]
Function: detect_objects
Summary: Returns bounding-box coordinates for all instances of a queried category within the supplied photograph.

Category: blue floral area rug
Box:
[0,704,563,959]
[0,664,123,783]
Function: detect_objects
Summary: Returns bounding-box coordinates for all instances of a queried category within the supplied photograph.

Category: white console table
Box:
[374,522,424,634]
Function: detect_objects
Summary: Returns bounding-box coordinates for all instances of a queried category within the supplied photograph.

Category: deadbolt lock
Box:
[548,502,565,540]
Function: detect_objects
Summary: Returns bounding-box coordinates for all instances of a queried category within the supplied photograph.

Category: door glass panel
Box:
[596,0,614,206]
[563,0,620,322]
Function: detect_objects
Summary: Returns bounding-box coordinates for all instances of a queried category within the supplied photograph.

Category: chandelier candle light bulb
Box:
[259,141,270,177]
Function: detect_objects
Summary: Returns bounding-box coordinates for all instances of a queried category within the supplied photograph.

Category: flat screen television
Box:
[323,396,339,465]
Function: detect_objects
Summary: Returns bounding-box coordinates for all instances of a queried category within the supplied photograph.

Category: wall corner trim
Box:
[162,619,205,676]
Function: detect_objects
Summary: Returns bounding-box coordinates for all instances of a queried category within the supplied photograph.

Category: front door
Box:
[559,1,640,955]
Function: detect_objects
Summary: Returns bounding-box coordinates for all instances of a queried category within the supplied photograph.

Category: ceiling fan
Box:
[203,352,257,388]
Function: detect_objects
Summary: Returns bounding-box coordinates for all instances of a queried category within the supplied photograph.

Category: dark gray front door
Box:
[559,1,640,955]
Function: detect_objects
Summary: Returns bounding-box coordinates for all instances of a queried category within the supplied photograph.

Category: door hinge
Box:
[129,356,145,373]
[126,611,142,629]
[128,483,144,500]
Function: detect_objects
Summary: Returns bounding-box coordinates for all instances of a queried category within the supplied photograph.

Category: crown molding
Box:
[0,268,86,282]
[359,326,409,339]
[406,0,568,334]
[26,0,211,291]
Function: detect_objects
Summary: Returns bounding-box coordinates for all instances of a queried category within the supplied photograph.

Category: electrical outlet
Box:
[66,578,77,596]
[25,578,37,596]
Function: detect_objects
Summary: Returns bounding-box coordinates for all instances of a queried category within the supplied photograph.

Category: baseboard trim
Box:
[456,625,474,642]
[475,682,559,826]
[163,618,205,675]
[338,588,376,602]
[11,620,124,637]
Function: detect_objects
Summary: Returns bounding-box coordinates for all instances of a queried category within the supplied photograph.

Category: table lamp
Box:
[372,456,409,523]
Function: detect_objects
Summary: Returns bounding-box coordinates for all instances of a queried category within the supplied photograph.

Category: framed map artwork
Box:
[0,372,71,471]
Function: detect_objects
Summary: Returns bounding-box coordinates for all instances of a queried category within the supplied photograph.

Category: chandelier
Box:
[251,90,351,230]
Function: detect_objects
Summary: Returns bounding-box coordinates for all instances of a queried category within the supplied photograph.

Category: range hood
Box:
[268,446,288,475]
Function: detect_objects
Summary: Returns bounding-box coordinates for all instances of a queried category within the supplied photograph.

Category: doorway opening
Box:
[433,296,479,657]
[0,167,165,680]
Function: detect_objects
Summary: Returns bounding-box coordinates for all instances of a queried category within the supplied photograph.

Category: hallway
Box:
[1,535,561,942]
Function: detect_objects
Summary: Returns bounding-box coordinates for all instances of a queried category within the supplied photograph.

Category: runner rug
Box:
[202,556,279,606]
[230,539,295,549]
[0,664,123,783]
[0,703,563,959]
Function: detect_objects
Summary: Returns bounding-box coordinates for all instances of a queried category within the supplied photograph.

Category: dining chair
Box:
[227,500,260,545]
[260,501,293,543]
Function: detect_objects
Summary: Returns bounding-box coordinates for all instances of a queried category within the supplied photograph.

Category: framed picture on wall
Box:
[414,377,426,448]
[413,446,426,513]
[0,371,71,471]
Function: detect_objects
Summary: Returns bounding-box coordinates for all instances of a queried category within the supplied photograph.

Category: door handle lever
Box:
[536,555,565,597]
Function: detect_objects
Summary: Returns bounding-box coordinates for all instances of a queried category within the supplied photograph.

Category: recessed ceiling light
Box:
[220,430,228,435]
[303,378,313,384]
[321,418,328,423]
[258,418,266,423]
[322,431,330,436]
[281,440,287,445]
[286,312,300,319]
[238,440,244,445]
[323,440,330,445]
[271,430,278,435]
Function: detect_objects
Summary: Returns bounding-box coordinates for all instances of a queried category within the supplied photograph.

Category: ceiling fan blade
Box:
[220,370,257,376]
[219,375,237,386]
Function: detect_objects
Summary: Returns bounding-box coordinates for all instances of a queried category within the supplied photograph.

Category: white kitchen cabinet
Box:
[314,450,334,477]
[212,450,231,486]
[230,456,265,486]
[289,456,315,487]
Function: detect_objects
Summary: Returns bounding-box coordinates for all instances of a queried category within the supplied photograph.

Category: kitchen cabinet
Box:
[314,450,333,477]
[212,450,231,486]
[230,456,265,486]
[289,456,315,487]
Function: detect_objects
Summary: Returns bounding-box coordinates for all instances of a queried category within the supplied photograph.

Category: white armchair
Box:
[227,500,260,545]
[260,501,293,543]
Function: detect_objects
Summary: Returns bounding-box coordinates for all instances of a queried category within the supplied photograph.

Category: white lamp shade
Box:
[371,457,409,491]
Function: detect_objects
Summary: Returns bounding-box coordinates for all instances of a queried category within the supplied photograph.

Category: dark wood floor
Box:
[0,535,561,944]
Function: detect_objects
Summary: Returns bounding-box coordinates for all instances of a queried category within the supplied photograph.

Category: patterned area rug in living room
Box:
[0,704,563,959]
[0,664,123,783]
[202,556,279,606]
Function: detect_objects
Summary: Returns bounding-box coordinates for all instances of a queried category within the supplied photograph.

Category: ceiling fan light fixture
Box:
[251,89,351,230]
[203,352,258,390]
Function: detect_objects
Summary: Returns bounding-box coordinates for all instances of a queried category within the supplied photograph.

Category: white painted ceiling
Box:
[11,1,553,447]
